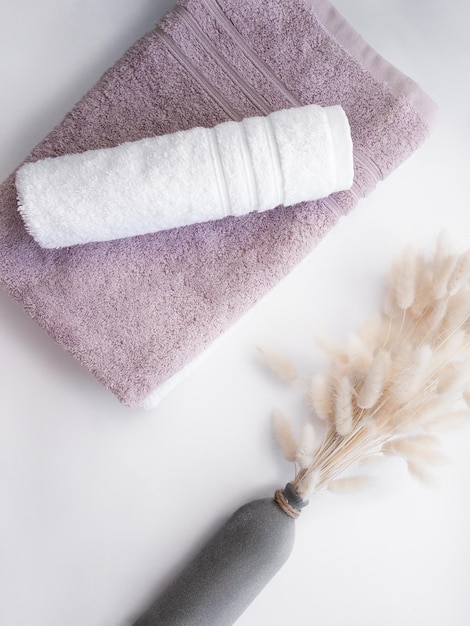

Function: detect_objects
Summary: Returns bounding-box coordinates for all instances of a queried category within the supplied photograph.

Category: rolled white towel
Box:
[15,104,353,248]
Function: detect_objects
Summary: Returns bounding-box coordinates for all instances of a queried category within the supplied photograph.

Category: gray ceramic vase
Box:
[132,483,307,625]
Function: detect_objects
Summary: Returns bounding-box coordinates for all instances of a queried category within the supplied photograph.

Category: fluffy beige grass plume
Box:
[263,235,470,497]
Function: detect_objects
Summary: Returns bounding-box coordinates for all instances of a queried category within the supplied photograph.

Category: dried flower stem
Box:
[268,237,470,497]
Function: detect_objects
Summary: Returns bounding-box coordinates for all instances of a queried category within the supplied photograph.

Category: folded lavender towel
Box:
[0,0,437,407]
[16,104,353,248]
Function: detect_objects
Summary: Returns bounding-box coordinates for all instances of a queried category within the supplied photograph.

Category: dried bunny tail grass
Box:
[357,350,391,409]
[382,436,447,465]
[295,422,317,469]
[413,394,466,426]
[315,333,376,377]
[390,344,433,403]
[327,475,372,493]
[294,468,322,499]
[334,376,354,435]
[410,271,433,318]
[272,409,297,462]
[269,235,470,497]
[402,433,441,446]
[423,410,470,433]
[440,290,470,335]
[358,315,388,350]
[315,334,349,364]
[409,249,456,316]
[346,333,374,375]
[447,249,470,295]
[431,329,467,369]
[432,253,458,299]
[388,245,418,311]
[257,348,298,382]
[433,231,454,271]
[406,459,437,487]
[359,453,389,468]
[412,248,431,284]
[306,374,332,421]
[437,361,470,395]
[415,296,449,343]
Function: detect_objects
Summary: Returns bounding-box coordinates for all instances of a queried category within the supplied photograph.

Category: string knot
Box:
[274,483,308,519]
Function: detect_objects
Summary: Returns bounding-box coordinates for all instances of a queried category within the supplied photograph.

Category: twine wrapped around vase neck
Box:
[274,483,308,519]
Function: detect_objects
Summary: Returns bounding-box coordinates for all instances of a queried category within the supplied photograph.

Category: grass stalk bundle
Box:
[266,236,470,497]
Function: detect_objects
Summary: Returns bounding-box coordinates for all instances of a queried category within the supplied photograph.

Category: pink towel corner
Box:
[0,0,436,407]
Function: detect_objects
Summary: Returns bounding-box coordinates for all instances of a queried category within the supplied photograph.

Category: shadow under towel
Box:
[0,0,437,407]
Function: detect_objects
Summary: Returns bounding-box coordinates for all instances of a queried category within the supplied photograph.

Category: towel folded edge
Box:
[323,105,354,192]
[302,0,438,127]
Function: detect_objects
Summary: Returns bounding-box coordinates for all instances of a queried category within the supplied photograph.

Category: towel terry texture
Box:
[16,104,354,248]
[0,0,437,407]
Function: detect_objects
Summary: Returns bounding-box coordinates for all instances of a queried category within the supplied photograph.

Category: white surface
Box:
[0,1,469,625]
